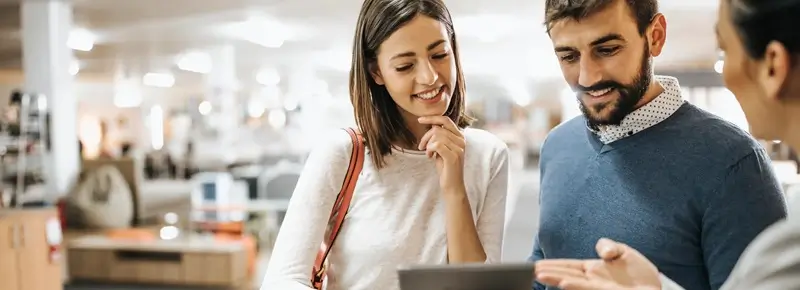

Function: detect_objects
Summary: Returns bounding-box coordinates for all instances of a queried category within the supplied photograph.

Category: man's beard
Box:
[577,44,653,129]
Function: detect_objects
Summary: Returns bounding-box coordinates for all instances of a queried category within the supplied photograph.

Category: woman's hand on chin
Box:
[417,115,466,194]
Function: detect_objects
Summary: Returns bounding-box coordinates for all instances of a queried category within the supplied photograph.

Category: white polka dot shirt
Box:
[590,75,686,144]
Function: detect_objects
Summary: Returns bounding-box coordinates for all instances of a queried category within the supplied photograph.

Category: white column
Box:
[205,45,239,149]
[21,1,79,198]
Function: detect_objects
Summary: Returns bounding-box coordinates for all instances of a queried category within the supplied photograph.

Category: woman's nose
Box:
[416,61,438,86]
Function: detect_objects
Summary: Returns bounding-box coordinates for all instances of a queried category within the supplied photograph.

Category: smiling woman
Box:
[261,0,510,290]
[350,0,473,168]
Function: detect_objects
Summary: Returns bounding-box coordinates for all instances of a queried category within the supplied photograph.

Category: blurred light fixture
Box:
[256,68,281,86]
[198,100,212,115]
[69,60,80,75]
[149,105,164,150]
[143,72,175,88]
[37,97,47,111]
[225,17,286,48]
[160,212,180,240]
[267,109,287,129]
[68,28,95,51]
[247,98,266,118]
[177,51,212,74]
[159,226,179,240]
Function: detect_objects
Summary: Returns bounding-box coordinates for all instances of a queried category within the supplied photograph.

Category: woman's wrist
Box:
[441,183,467,198]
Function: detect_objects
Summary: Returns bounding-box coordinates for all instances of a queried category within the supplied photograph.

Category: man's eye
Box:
[560,54,578,63]
[597,46,620,56]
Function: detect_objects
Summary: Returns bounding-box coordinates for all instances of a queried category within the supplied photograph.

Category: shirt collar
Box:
[589,75,685,144]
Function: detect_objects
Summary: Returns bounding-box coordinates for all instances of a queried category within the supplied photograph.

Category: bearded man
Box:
[530,1,787,290]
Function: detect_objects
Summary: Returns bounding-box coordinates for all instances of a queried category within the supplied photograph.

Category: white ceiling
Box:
[0,0,722,91]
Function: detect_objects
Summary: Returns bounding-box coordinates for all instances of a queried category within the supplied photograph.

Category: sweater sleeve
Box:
[701,148,787,290]
[478,145,509,264]
[260,131,354,290]
[719,217,800,290]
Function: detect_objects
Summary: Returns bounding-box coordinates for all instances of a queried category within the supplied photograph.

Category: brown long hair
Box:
[349,0,473,169]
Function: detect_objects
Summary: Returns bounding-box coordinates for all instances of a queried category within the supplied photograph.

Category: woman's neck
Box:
[393,113,431,151]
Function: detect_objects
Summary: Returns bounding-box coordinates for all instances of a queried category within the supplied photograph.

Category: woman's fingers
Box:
[417,116,460,135]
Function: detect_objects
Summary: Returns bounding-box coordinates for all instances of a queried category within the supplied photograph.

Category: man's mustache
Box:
[575,81,623,93]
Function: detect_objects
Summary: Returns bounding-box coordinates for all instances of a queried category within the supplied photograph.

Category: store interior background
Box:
[2,0,799,288]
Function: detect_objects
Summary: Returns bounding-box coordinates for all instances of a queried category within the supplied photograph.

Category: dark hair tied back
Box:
[730,0,800,60]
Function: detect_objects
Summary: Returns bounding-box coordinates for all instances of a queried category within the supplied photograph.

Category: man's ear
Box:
[369,62,385,85]
[760,41,792,101]
[647,13,667,57]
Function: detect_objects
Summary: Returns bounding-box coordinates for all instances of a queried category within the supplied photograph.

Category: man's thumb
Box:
[595,238,624,261]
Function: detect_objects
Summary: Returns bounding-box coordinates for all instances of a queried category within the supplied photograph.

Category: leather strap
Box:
[311,127,365,289]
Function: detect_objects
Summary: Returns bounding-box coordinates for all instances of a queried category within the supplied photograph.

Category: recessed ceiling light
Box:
[143,72,175,88]
[68,28,95,51]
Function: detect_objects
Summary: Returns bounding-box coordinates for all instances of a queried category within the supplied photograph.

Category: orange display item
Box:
[215,233,257,276]
[106,228,156,241]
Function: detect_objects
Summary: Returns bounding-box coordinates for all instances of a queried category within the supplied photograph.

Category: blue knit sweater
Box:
[531,103,787,290]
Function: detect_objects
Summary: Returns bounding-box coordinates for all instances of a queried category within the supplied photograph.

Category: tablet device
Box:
[397,263,534,290]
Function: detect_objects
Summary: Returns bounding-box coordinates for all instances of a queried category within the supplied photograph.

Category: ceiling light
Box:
[68,29,95,51]
[143,72,175,88]
[177,51,212,74]
[224,17,287,48]
[256,68,281,86]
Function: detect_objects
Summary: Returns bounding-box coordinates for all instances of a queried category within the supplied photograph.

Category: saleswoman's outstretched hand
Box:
[535,238,663,290]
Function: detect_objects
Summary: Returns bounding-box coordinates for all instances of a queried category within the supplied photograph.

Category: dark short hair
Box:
[544,0,658,35]
[729,0,800,60]
[350,0,473,169]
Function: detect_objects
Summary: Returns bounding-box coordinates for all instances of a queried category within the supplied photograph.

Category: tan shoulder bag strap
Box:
[311,127,365,289]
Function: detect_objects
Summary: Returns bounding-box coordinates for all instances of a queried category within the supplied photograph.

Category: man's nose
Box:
[578,57,603,88]
[416,60,438,86]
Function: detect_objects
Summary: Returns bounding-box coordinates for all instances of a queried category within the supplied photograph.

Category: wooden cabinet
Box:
[68,236,248,288]
[0,209,63,290]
